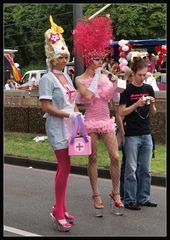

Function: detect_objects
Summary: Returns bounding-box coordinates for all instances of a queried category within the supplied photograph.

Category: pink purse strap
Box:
[70,115,89,144]
[77,115,89,143]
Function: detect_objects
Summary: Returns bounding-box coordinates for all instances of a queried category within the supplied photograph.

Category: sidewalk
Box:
[4,155,166,187]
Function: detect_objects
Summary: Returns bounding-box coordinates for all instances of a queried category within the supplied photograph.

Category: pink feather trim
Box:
[73,16,113,67]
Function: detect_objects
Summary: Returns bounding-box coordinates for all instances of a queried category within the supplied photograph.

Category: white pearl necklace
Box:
[53,69,63,75]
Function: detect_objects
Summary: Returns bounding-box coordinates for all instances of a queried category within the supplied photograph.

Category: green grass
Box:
[4,132,166,175]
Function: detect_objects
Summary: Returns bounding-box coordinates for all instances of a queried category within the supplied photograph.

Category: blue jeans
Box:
[123,134,153,204]
[120,146,126,199]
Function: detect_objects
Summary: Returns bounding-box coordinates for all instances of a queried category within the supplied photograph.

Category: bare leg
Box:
[101,132,123,205]
[88,132,103,207]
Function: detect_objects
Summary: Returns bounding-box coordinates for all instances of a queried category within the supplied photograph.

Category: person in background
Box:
[68,68,74,81]
[102,54,113,71]
[31,73,38,87]
[73,16,124,217]
[159,55,166,73]
[108,73,113,81]
[118,59,157,210]
[39,16,82,232]
[116,68,134,200]
[4,77,16,90]
[145,55,155,73]
[110,61,121,75]
[4,79,11,90]
[144,72,159,91]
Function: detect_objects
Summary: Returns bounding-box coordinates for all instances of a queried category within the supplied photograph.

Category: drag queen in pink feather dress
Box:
[73,16,124,216]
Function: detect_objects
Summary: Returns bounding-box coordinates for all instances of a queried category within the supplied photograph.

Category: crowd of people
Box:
[4,77,19,90]
[38,15,158,233]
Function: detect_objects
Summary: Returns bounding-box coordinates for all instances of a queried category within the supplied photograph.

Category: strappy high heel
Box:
[92,194,104,217]
[50,213,72,232]
[64,212,75,224]
[109,192,124,216]
[109,192,124,207]
[52,205,75,224]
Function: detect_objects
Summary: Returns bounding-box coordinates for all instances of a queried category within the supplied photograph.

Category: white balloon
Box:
[161,45,166,49]
[124,40,129,45]
[121,59,128,65]
[122,45,129,51]
[15,63,19,67]
[118,39,126,46]
[118,57,123,63]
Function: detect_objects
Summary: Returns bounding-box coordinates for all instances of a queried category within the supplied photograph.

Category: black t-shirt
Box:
[119,83,155,136]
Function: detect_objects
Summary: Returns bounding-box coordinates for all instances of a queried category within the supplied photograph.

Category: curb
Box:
[4,155,166,187]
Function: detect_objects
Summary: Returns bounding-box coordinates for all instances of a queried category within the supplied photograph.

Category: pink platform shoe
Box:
[50,213,72,232]
[52,205,75,224]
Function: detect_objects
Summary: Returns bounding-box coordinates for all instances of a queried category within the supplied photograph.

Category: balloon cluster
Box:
[118,39,132,72]
[155,45,166,56]
[155,45,166,67]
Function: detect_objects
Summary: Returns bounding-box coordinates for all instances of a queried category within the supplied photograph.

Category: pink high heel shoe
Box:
[109,192,124,208]
[64,212,75,224]
[52,205,75,224]
[50,213,72,232]
[109,192,124,216]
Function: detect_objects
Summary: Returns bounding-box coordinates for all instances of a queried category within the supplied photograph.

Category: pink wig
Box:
[73,16,113,67]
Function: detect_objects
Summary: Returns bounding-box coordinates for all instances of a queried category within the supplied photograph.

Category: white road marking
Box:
[4,225,41,236]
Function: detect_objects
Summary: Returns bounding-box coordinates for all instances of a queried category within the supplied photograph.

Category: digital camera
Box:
[142,96,151,105]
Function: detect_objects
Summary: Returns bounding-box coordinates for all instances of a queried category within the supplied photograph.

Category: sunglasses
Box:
[58,56,69,60]
[93,58,104,61]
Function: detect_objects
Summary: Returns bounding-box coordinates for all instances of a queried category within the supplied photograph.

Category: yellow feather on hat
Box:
[49,15,64,34]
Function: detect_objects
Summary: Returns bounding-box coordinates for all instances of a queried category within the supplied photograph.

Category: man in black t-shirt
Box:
[118,59,157,210]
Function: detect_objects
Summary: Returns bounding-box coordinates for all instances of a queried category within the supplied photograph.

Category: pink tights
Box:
[53,148,71,220]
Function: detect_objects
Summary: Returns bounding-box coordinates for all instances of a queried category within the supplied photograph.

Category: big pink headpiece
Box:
[73,16,113,67]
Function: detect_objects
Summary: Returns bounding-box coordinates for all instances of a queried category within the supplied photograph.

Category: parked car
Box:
[22,70,47,84]
[17,70,47,90]
[17,62,75,90]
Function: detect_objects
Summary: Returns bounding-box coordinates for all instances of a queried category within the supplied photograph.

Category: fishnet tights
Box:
[87,132,120,202]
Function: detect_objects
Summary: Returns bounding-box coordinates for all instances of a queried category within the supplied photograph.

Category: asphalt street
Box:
[4,164,167,237]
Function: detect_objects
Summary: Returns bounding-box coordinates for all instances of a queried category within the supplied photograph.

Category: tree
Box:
[83,3,166,39]
[4,3,166,69]
[4,4,73,68]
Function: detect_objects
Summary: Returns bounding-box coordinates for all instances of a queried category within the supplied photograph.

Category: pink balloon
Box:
[119,62,125,68]
[118,46,122,52]
[119,52,126,58]
[121,65,130,72]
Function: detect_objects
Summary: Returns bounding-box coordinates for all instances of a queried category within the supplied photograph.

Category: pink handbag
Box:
[68,115,91,156]
[116,79,126,93]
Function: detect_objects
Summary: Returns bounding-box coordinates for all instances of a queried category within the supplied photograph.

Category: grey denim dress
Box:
[39,71,77,150]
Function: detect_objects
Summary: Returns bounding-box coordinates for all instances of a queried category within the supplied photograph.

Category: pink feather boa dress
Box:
[76,74,117,134]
